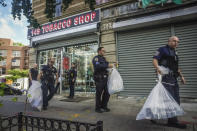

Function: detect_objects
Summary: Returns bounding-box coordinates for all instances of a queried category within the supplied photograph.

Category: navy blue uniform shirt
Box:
[41,65,57,83]
[30,68,38,80]
[68,67,77,82]
[92,55,109,75]
[153,45,179,76]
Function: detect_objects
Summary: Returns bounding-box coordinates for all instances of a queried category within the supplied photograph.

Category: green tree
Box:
[6,69,29,82]
[13,42,24,46]
[0,0,96,28]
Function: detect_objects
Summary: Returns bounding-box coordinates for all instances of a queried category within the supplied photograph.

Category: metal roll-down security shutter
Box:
[117,26,171,96]
[117,22,197,98]
[174,22,197,98]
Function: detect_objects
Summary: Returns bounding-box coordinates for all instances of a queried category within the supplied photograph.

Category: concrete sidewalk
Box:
[0,95,197,131]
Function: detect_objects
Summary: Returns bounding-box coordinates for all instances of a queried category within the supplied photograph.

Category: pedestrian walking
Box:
[29,63,38,86]
[152,36,186,129]
[68,62,77,99]
[92,47,114,113]
[38,58,59,110]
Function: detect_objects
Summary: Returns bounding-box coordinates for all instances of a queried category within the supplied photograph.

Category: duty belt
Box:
[163,71,176,77]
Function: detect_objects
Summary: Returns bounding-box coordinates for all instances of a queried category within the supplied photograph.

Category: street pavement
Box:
[0,95,197,131]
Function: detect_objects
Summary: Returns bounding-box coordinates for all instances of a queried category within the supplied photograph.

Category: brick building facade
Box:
[0,38,29,75]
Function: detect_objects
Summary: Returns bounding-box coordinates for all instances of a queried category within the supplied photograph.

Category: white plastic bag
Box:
[158,66,169,75]
[28,80,43,111]
[136,75,185,120]
[107,68,124,94]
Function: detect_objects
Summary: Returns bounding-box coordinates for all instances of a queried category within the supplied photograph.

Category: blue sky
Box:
[0,0,29,45]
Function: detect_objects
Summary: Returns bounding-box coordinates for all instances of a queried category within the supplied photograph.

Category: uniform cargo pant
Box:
[95,78,110,110]
[162,75,180,123]
[41,82,55,108]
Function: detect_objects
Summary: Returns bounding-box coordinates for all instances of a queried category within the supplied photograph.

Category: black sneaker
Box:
[101,107,110,112]
[95,109,103,113]
[167,122,187,129]
[150,120,157,124]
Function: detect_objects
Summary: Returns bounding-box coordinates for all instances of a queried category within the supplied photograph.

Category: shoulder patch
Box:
[94,58,98,62]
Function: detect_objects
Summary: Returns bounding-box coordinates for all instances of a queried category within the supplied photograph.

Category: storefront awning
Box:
[113,5,197,31]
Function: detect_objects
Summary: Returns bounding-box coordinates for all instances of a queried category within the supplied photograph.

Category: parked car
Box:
[3,84,23,95]
[12,82,22,90]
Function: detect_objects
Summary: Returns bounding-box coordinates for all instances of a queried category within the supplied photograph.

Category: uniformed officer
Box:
[38,58,58,110]
[68,62,77,99]
[153,36,186,128]
[92,47,114,113]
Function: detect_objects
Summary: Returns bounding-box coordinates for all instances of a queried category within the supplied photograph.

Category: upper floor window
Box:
[55,0,62,17]
[0,68,6,75]
[0,50,7,57]
[0,59,6,66]
[12,51,21,57]
[12,59,20,66]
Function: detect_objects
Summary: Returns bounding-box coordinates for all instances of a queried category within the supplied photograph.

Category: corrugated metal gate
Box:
[117,21,197,98]
[174,22,197,98]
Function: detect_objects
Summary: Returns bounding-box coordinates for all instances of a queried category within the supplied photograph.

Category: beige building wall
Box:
[28,48,37,68]
[100,20,116,63]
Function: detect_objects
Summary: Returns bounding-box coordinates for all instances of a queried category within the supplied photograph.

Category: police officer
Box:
[153,36,186,128]
[38,58,58,110]
[92,47,114,113]
[68,62,77,99]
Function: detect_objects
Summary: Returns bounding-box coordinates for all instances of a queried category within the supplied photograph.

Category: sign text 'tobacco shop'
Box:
[28,10,100,37]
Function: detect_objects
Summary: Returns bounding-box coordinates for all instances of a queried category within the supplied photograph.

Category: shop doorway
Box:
[62,43,98,92]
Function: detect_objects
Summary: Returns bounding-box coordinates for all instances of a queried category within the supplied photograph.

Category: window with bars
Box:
[0,50,7,57]
[12,51,21,57]
[55,0,62,17]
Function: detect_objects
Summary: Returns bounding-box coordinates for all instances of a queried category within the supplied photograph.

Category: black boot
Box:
[95,108,103,113]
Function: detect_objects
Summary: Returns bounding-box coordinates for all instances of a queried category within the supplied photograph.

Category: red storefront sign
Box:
[63,57,69,70]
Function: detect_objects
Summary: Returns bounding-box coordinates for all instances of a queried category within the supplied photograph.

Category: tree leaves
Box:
[6,69,29,81]
[45,0,56,22]
[11,0,40,28]
[85,0,96,10]
[12,97,18,102]
[27,94,31,98]
[0,0,96,28]
[0,0,7,7]
[0,89,4,96]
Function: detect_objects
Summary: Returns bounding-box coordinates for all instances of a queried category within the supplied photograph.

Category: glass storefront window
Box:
[38,48,61,71]
[38,43,98,93]
[62,43,98,92]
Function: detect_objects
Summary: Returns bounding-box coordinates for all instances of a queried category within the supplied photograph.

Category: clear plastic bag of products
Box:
[28,80,43,111]
[107,68,124,94]
[136,74,185,120]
